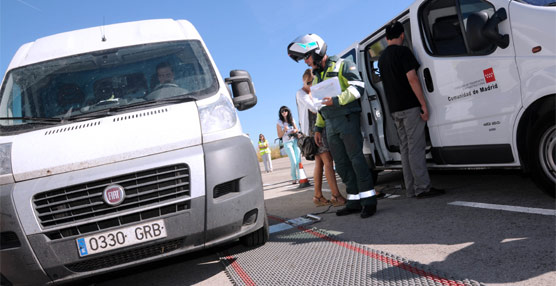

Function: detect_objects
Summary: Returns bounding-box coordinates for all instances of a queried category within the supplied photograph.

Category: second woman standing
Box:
[296,69,346,206]
[277,106,301,184]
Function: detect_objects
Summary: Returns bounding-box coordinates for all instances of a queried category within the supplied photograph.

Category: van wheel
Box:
[239,213,269,247]
[530,115,556,197]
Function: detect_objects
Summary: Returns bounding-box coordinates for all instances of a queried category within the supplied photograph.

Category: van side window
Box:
[340,48,357,64]
[367,37,388,84]
[0,77,23,119]
[402,21,412,46]
[419,0,496,56]
[366,20,412,84]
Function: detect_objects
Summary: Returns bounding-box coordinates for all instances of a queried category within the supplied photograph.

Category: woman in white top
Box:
[276,106,301,184]
[296,69,346,207]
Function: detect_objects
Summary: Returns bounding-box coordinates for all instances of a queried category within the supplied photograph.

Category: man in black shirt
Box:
[378,21,444,199]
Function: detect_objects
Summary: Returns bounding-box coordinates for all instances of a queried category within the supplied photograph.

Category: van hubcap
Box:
[539,125,556,183]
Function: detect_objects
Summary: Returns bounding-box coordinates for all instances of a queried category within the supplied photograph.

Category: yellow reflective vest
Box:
[258,140,270,155]
[314,56,364,132]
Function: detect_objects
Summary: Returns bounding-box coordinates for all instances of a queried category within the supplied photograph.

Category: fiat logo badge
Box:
[103,185,126,206]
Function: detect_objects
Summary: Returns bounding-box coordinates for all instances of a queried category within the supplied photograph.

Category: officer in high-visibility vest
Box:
[287,33,378,218]
[258,134,273,173]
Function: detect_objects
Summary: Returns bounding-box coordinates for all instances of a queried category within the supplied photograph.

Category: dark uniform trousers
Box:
[326,112,377,208]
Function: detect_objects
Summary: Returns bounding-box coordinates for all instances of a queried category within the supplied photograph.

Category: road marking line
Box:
[448,201,556,216]
[501,237,528,243]
[284,185,301,190]
[223,255,256,286]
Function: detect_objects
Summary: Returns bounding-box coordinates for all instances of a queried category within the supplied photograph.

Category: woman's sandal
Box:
[313,196,331,207]
[330,195,347,207]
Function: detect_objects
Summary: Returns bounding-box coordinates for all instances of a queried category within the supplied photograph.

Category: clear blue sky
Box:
[0,0,414,147]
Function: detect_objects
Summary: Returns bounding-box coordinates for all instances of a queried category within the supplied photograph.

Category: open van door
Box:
[414,0,520,165]
[358,16,415,167]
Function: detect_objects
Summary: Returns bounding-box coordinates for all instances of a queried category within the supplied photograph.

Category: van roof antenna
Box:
[101,16,107,42]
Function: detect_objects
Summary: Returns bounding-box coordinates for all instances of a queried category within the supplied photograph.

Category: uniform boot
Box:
[360,205,377,218]
[336,206,362,216]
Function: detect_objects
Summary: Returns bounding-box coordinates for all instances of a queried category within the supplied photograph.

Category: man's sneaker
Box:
[336,206,362,216]
[360,205,377,218]
[416,187,445,199]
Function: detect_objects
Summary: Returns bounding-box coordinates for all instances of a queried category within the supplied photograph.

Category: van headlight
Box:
[198,93,237,133]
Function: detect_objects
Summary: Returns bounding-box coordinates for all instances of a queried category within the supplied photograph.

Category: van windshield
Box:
[0,40,218,133]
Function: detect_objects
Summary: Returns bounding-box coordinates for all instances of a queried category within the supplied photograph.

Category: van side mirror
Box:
[483,8,509,49]
[225,70,257,111]
[466,11,492,51]
[466,8,509,52]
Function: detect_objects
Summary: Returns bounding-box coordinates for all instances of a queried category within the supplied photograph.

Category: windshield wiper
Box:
[66,97,197,120]
[0,116,62,124]
[119,96,197,111]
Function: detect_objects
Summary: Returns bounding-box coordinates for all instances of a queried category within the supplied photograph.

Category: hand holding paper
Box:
[310,77,341,100]
[322,97,333,106]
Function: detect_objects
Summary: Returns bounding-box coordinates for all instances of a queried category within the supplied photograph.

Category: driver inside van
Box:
[156,62,175,85]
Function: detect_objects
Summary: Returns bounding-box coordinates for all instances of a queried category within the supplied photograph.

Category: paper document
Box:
[310,77,341,100]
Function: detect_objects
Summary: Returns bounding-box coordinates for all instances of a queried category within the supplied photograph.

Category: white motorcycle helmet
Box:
[287,33,327,64]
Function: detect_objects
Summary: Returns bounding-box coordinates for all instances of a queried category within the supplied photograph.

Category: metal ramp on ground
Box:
[220,216,482,286]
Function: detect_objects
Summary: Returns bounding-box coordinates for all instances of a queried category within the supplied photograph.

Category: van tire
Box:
[530,114,556,197]
[239,213,269,247]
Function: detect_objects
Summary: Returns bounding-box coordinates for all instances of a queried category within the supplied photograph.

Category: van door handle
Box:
[423,68,434,92]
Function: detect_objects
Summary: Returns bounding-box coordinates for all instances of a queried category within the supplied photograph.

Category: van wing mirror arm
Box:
[483,8,510,49]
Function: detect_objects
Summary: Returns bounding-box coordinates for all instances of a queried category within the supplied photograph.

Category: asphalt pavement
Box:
[262,157,555,286]
[93,156,555,286]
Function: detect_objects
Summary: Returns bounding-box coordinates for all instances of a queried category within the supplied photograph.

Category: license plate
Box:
[76,220,167,257]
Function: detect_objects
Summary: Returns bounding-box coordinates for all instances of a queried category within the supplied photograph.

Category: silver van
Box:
[0,19,268,285]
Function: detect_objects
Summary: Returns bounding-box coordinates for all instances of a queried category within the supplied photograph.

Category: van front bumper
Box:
[1,137,265,285]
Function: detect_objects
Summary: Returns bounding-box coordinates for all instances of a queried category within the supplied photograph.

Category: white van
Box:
[0,19,268,285]
[339,0,555,196]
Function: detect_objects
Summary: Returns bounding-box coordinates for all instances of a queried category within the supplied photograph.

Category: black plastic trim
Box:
[431,144,514,165]
[0,232,20,250]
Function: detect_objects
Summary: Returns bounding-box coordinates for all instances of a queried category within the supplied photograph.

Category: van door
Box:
[415,0,521,165]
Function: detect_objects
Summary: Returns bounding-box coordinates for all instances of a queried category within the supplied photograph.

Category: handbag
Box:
[275,137,284,149]
[297,133,318,161]
[275,138,286,156]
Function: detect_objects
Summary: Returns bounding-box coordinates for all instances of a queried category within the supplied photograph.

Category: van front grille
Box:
[44,201,190,240]
[33,164,190,228]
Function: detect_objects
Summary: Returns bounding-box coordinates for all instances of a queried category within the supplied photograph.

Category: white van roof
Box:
[6,19,202,72]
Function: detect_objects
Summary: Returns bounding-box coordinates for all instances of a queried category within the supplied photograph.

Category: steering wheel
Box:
[146,83,188,101]
[153,83,179,91]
